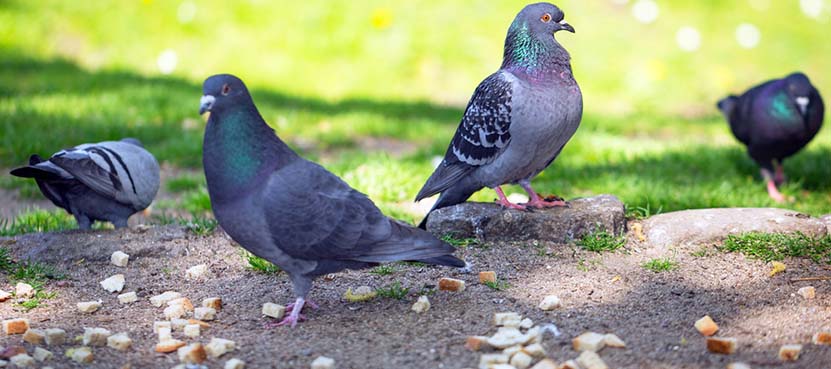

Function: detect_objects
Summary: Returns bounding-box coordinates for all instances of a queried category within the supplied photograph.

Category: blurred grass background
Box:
[1,0,830,226]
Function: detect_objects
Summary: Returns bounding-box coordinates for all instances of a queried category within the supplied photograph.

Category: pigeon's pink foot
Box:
[285,299,318,313]
[767,180,786,203]
[265,297,311,328]
[494,186,526,210]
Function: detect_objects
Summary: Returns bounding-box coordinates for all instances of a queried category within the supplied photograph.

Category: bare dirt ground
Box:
[2,223,830,369]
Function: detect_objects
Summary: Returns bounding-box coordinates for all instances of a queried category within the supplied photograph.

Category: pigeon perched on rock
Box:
[199,74,466,327]
[717,72,824,202]
[415,2,582,228]
[10,138,160,229]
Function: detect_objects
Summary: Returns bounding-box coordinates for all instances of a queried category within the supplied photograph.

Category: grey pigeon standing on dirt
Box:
[10,139,160,229]
[415,2,582,228]
[199,74,466,327]
[717,72,824,202]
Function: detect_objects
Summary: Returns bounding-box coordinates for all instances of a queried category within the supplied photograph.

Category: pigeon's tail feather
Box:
[415,161,474,202]
[416,254,466,268]
[353,219,463,264]
[417,178,481,229]
[10,156,65,180]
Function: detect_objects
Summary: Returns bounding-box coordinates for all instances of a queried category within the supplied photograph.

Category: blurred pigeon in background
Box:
[415,2,582,228]
[199,74,466,328]
[10,138,160,229]
[718,72,824,202]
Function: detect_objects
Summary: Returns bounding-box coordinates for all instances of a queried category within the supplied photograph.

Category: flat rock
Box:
[1,225,189,264]
[644,208,827,249]
[822,214,831,234]
[425,195,625,243]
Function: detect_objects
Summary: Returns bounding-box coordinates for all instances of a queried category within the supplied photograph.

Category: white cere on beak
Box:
[795,96,810,114]
[559,19,568,25]
[201,95,215,106]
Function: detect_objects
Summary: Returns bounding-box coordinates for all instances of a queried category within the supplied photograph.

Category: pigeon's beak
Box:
[199,95,215,115]
[795,96,809,116]
[557,19,575,33]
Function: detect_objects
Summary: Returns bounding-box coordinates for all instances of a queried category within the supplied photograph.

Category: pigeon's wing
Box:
[9,155,73,210]
[415,71,514,200]
[263,160,458,263]
[47,143,140,207]
[807,85,825,127]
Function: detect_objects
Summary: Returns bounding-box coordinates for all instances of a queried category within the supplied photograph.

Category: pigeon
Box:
[415,2,582,228]
[199,74,466,327]
[9,138,160,229]
[717,72,824,202]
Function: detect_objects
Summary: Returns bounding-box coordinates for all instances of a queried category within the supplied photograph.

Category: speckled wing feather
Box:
[415,72,513,201]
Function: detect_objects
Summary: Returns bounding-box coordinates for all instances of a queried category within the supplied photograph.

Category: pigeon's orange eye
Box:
[541,13,552,23]
[221,84,231,96]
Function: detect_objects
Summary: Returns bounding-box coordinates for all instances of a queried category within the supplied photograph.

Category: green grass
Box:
[0,209,80,236]
[483,280,510,291]
[577,229,625,253]
[0,247,65,310]
[1,1,830,225]
[369,264,397,276]
[642,258,679,273]
[721,232,831,264]
[241,251,281,275]
[441,234,479,249]
[376,281,410,300]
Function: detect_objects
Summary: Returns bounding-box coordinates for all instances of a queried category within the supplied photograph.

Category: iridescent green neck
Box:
[502,21,570,78]
[769,92,799,124]
[215,109,264,185]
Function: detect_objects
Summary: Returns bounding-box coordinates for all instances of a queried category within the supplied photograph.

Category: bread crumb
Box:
[205,338,236,359]
[107,332,132,351]
[262,303,286,319]
[185,264,209,280]
[155,339,186,353]
[177,343,207,364]
[158,327,172,341]
[573,332,606,352]
[111,251,129,267]
[9,353,35,367]
[464,336,489,351]
[726,362,751,369]
[510,351,533,369]
[184,324,200,338]
[311,356,335,369]
[603,333,626,348]
[32,347,53,362]
[224,358,246,369]
[15,282,34,298]
[193,307,216,321]
[164,305,186,320]
[23,328,45,344]
[117,291,138,304]
[3,318,30,335]
[779,344,802,361]
[706,337,737,355]
[153,321,172,334]
[493,312,522,327]
[523,343,546,358]
[479,271,497,283]
[438,277,466,292]
[82,327,111,346]
[77,300,102,313]
[538,295,562,311]
[694,315,719,336]
[577,350,608,369]
[66,347,94,363]
[813,332,831,345]
[44,328,66,345]
[411,295,431,313]
[519,318,534,329]
[99,274,125,293]
[530,358,559,369]
[797,286,815,299]
[150,291,182,307]
[479,353,509,368]
[202,297,223,310]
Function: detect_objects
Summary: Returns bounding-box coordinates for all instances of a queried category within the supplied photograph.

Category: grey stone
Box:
[425,195,625,243]
[823,214,831,234]
[644,208,828,249]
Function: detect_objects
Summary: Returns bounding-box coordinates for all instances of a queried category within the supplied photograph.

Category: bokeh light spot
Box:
[157,49,178,75]
[177,2,197,24]
[800,0,824,18]
[632,0,659,24]
[676,26,701,52]
[371,8,393,30]
[736,23,761,49]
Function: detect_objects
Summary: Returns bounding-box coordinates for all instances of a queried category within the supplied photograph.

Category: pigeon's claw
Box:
[285,299,319,314]
[525,198,568,209]
[265,313,307,329]
[494,186,527,210]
